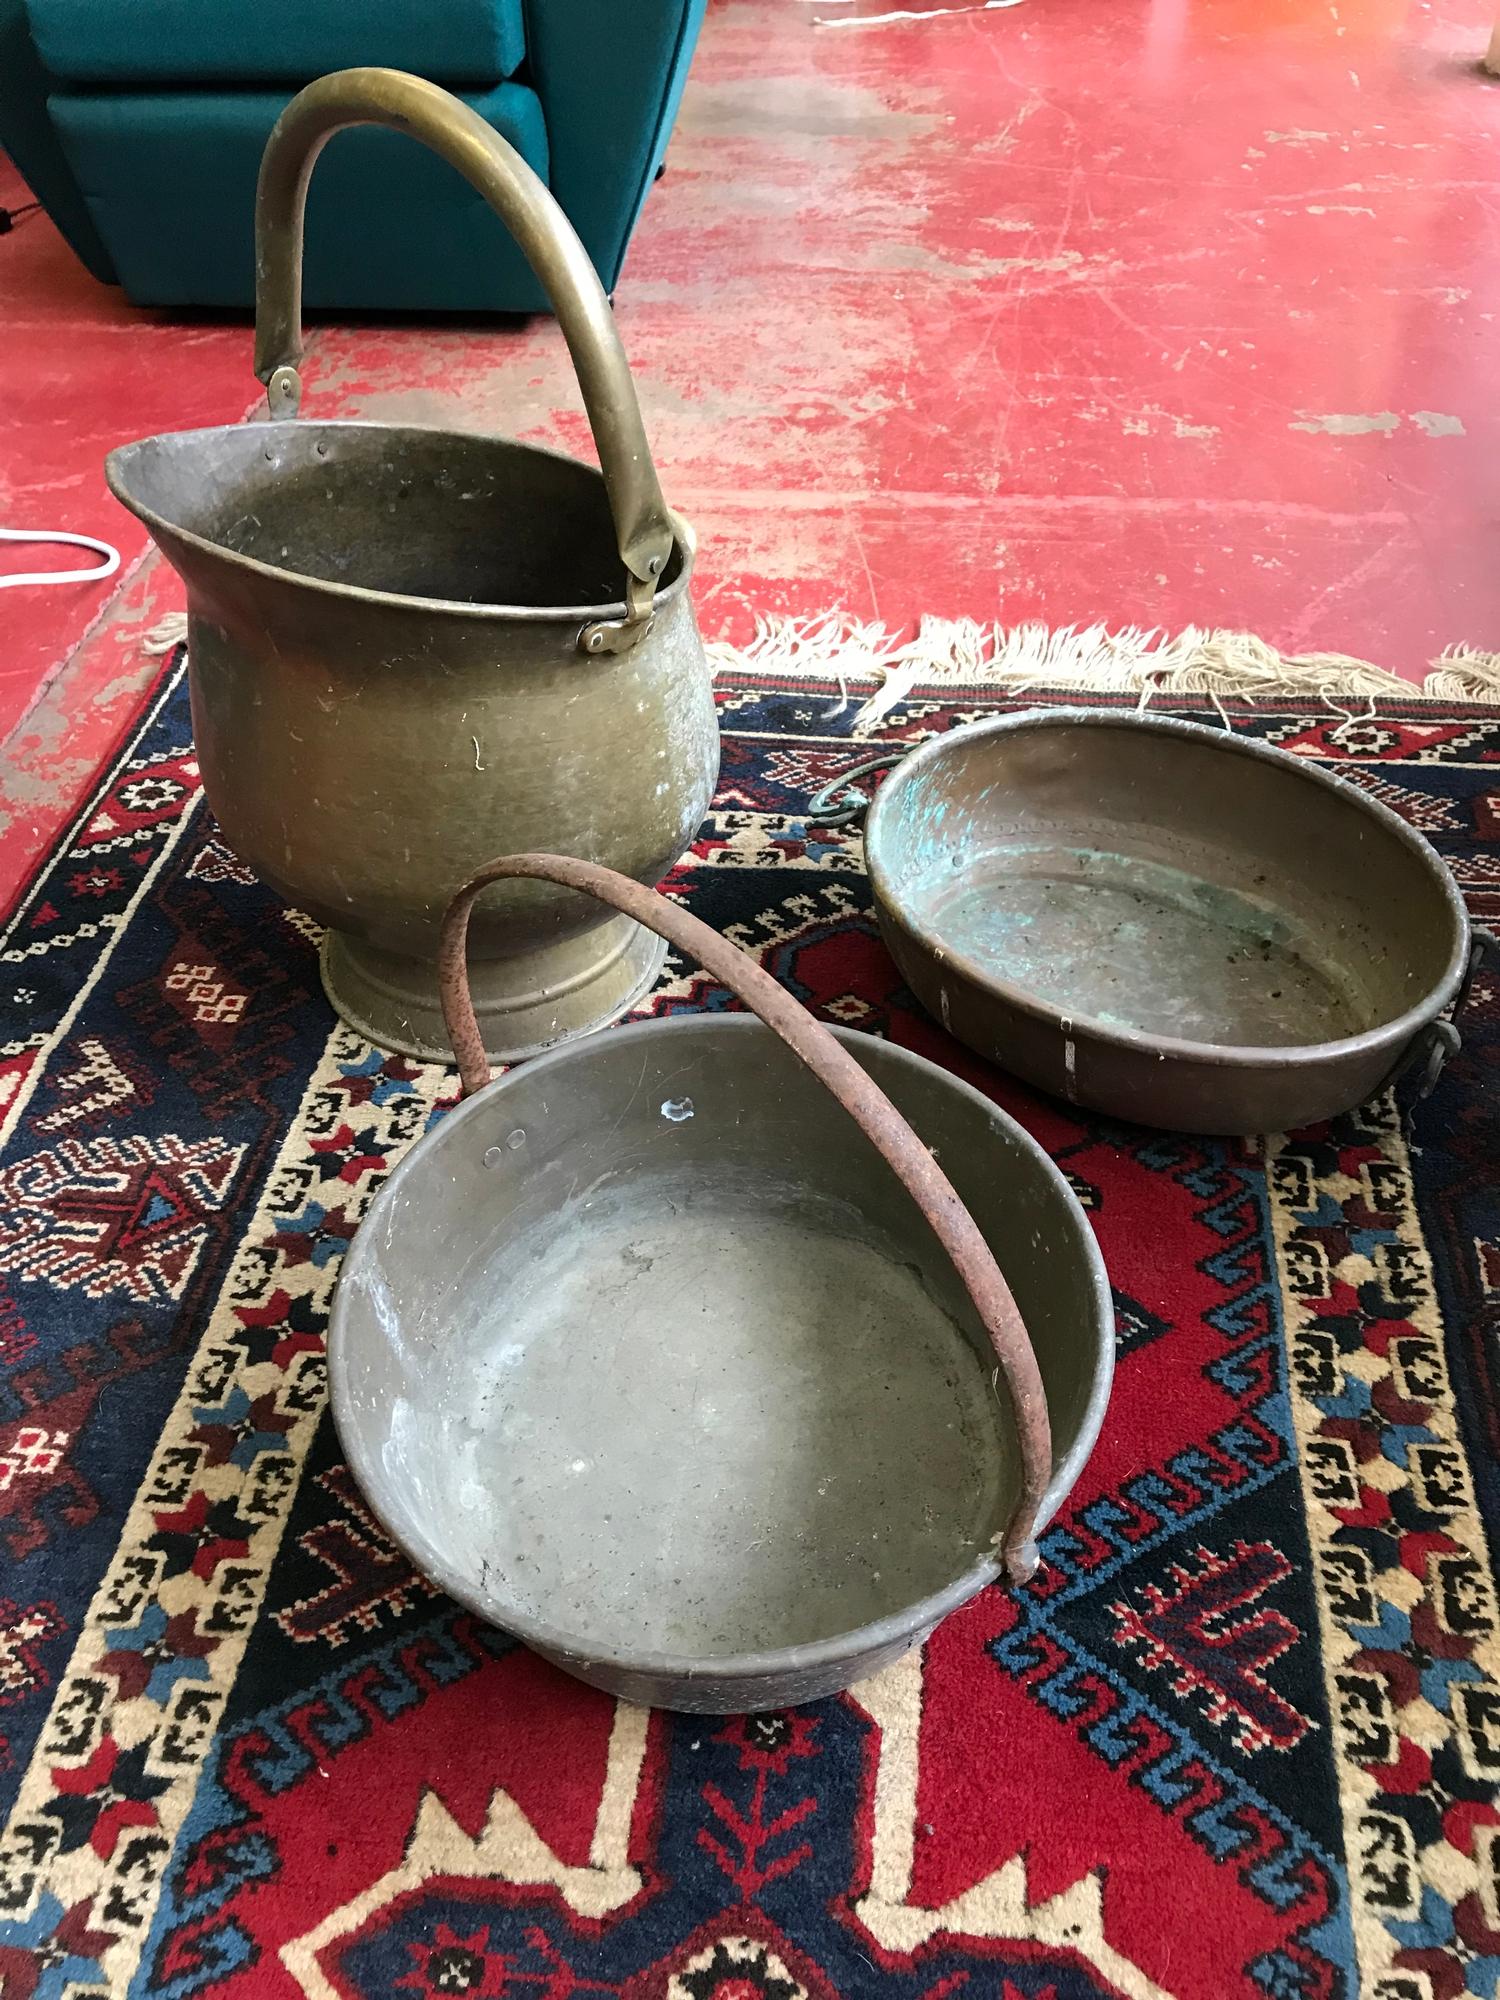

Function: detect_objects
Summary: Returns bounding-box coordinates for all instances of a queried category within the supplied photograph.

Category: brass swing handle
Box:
[253,67,674,654]
[436,851,1054,1586]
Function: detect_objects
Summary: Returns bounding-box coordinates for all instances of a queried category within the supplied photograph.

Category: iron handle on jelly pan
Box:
[436,849,1053,1586]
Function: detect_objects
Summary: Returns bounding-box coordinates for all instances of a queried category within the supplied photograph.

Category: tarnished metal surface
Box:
[105,70,719,1062]
[835,709,1474,1133]
[328,855,1111,1711]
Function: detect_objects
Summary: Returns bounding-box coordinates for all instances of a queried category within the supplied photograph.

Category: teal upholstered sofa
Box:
[0,0,706,311]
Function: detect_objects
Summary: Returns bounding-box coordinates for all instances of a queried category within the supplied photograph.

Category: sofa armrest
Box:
[525,0,706,293]
[0,0,115,278]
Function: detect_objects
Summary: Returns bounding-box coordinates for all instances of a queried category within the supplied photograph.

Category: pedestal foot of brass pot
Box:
[320,917,668,1065]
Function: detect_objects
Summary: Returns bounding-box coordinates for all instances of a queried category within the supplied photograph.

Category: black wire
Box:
[0,201,42,234]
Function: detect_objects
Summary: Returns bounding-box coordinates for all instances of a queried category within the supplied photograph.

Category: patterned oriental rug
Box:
[0,646,1497,2000]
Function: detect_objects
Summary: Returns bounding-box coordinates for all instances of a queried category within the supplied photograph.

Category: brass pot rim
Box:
[864,704,1473,1075]
[105,418,697,627]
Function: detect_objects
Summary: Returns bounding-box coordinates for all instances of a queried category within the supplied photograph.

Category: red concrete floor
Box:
[3,0,1499,909]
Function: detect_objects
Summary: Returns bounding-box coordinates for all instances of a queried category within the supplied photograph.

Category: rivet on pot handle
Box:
[436,851,1054,1587]
[806,748,913,828]
[253,67,675,654]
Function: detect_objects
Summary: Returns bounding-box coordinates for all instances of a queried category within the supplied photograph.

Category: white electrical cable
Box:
[0,527,121,589]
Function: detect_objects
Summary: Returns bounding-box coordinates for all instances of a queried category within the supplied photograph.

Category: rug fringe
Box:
[145,605,1500,725]
[1425,643,1500,703]
[706,614,1500,730]
[141,611,189,655]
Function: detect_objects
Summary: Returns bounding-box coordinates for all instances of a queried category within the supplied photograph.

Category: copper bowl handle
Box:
[437,852,1053,1585]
